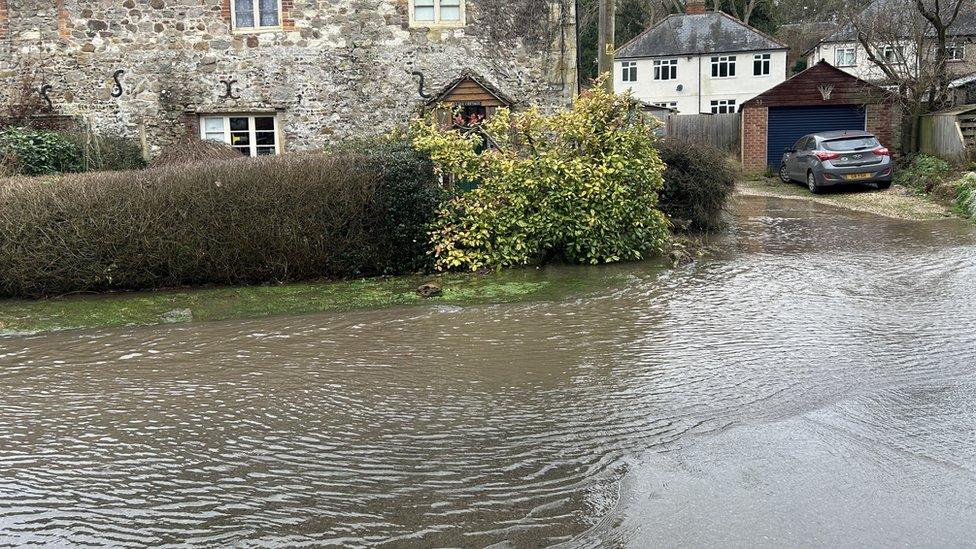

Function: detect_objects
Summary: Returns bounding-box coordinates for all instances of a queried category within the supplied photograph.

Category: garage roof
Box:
[740,61,891,109]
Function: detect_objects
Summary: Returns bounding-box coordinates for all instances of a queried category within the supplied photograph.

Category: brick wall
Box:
[741,106,768,175]
[866,102,901,155]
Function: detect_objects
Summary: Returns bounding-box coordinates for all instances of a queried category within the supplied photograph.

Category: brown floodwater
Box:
[1,196,975,548]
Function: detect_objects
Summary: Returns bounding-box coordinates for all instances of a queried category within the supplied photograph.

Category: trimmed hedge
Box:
[0,146,442,298]
[656,138,738,232]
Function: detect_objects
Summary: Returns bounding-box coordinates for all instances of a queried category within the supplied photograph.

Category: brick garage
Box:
[740,61,900,175]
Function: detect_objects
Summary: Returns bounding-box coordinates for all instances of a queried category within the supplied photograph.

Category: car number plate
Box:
[845,173,872,180]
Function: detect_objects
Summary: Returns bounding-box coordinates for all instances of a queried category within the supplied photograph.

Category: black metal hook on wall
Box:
[219,79,240,100]
[39,84,54,109]
[410,71,431,99]
[111,70,125,98]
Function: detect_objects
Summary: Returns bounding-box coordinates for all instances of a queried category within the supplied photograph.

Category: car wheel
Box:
[876,181,891,190]
[779,163,792,183]
[807,171,822,194]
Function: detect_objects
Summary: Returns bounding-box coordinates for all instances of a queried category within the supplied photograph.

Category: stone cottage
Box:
[0,0,577,157]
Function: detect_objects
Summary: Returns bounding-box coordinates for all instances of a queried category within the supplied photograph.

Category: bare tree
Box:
[846,0,970,150]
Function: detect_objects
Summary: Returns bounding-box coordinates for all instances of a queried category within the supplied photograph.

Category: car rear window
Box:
[822,137,880,151]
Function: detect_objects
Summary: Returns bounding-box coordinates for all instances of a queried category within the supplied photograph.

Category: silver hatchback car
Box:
[779,130,893,193]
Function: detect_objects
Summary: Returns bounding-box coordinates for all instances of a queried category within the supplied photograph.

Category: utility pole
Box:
[597,0,614,92]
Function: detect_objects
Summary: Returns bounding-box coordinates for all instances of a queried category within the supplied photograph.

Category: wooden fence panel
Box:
[664,113,741,153]
[919,113,968,160]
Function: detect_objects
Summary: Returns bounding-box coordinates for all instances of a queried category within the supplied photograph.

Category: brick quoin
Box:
[0,0,8,40]
[741,106,768,175]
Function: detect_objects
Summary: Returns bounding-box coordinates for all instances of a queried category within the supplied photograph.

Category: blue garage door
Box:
[766,105,866,167]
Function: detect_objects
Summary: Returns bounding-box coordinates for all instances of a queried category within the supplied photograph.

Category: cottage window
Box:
[621,61,638,82]
[753,53,771,76]
[709,99,736,114]
[410,0,464,26]
[201,115,279,157]
[710,55,736,78]
[835,47,856,67]
[653,59,677,81]
[947,43,965,62]
[879,45,905,64]
[232,0,281,30]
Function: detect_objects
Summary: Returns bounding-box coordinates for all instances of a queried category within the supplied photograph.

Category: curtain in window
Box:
[259,0,280,27]
[235,0,255,27]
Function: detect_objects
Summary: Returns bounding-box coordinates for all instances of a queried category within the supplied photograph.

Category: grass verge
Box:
[0,268,616,335]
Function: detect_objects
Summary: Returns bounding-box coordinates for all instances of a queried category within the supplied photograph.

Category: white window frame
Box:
[199,114,281,157]
[710,55,736,78]
[947,43,965,62]
[409,0,465,28]
[709,99,736,114]
[621,61,638,82]
[753,53,771,76]
[835,47,857,67]
[230,0,283,32]
[652,101,678,112]
[653,59,678,81]
[879,45,906,64]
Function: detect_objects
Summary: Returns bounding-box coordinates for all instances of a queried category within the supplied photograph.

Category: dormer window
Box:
[410,0,464,27]
[232,0,281,31]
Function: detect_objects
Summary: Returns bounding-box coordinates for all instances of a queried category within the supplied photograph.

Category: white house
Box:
[613,2,788,115]
[803,0,976,86]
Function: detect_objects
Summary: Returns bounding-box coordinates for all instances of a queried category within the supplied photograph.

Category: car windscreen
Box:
[821,137,880,151]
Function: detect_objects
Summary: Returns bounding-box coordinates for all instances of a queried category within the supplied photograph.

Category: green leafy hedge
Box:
[411,85,669,270]
[0,127,82,176]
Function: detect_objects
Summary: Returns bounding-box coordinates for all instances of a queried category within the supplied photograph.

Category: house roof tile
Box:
[615,12,788,59]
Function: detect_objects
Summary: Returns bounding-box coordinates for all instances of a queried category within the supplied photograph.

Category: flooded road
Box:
[1,196,975,547]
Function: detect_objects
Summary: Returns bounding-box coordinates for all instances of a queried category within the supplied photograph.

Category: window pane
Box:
[231,132,250,146]
[415,6,434,20]
[256,146,276,156]
[229,117,250,131]
[254,117,275,131]
[440,5,461,20]
[204,117,224,133]
[259,0,279,26]
[235,146,251,156]
[204,132,225,142]
[234,0,254,27]
[255,131,276,146]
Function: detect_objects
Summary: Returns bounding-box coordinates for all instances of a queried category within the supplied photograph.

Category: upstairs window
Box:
[201,115,279,157]
[233,0,281,30]
[879,45,906,64]
[710,55,736,78]
[621,61,638,82]
[710,99,736,114]
[653,59,678,80]
[411,0,464,26]
[835,47,856,67]
[753,53,771,76]
[947,43,965,61]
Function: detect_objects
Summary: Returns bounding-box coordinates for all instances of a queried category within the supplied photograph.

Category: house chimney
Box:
[686,0,706,15]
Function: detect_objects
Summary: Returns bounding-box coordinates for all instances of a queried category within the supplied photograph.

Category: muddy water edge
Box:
[1,195,974,547]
